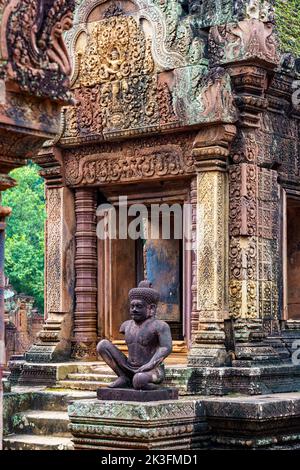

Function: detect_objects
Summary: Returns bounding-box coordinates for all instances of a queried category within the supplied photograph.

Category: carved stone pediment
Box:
[60,0,237,144]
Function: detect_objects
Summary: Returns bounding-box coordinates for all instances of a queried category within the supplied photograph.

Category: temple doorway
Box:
[97,183,191,357]
[286,196,300,320]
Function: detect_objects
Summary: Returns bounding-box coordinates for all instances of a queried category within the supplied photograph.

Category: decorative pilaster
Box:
[209,14,286,364]
[72,188,98,361]
[26,147,76,363]
[227,66,285,364]
[188,124,236,367]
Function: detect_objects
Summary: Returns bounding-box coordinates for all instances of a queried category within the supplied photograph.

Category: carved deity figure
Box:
[97,281,173,390]
[100,47,129,107]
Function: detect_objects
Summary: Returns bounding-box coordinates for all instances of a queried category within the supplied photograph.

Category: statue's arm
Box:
[137,323,172,373]
[119,320,129,334]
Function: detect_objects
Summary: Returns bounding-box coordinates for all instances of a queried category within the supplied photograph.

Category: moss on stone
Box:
[275,0,300,56]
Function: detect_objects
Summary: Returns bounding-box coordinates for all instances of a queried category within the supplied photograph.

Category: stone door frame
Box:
[96,181,194,356]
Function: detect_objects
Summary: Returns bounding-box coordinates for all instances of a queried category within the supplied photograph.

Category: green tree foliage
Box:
[275,0,300,57]
[2,163,45,313]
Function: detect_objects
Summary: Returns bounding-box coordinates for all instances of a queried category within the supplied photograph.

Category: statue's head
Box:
[128,281,159,323]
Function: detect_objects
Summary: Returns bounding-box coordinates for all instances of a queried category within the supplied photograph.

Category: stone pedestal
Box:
[97,387,178,402]
[204,392,300,449]
[165,363,300,396]
[68,399,208,450]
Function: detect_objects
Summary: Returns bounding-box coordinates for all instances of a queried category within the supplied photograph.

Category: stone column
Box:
[72,188,98,360]
[188,124,236,367]
[25,147,76,362]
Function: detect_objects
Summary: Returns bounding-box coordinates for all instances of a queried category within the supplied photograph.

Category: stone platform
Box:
[97,387,178,401]
[68,392,300,450]
[68,398,208,450]
[8,360,300,396]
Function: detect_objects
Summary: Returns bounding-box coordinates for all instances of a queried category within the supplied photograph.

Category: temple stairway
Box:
[57,363,116,391]
[55,361,189,392]
[3,390,95,450]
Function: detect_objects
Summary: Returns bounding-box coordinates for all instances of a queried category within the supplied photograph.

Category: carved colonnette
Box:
[72,188,98,360]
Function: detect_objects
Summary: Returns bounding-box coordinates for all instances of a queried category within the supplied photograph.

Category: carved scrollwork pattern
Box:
[64,136,196,186]
[46,188,62,313]
[196,171,227,317]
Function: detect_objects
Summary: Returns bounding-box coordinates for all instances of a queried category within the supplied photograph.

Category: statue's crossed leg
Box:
[97,339,164,390]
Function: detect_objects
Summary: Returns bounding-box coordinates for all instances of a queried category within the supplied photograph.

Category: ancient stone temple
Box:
[4,0,300,450]
[4,281,43,364]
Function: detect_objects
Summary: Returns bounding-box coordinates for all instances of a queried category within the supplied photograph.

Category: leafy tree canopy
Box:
[275,0,300,57]
[2,162,45,314]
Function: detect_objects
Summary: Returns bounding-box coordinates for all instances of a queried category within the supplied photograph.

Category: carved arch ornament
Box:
[64,0,186,83]
[0,0,75,102]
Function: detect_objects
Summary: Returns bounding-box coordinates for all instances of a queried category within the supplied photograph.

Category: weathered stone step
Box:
[57,380,108,391]
[75,363,110,374]
[13,410,70,437]
[3,434,73,450]
[23,390,97,412]
[67,373,115,383]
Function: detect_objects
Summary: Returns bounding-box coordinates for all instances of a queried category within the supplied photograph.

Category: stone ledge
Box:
[167,364,300,395]
[202,393,300,449]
